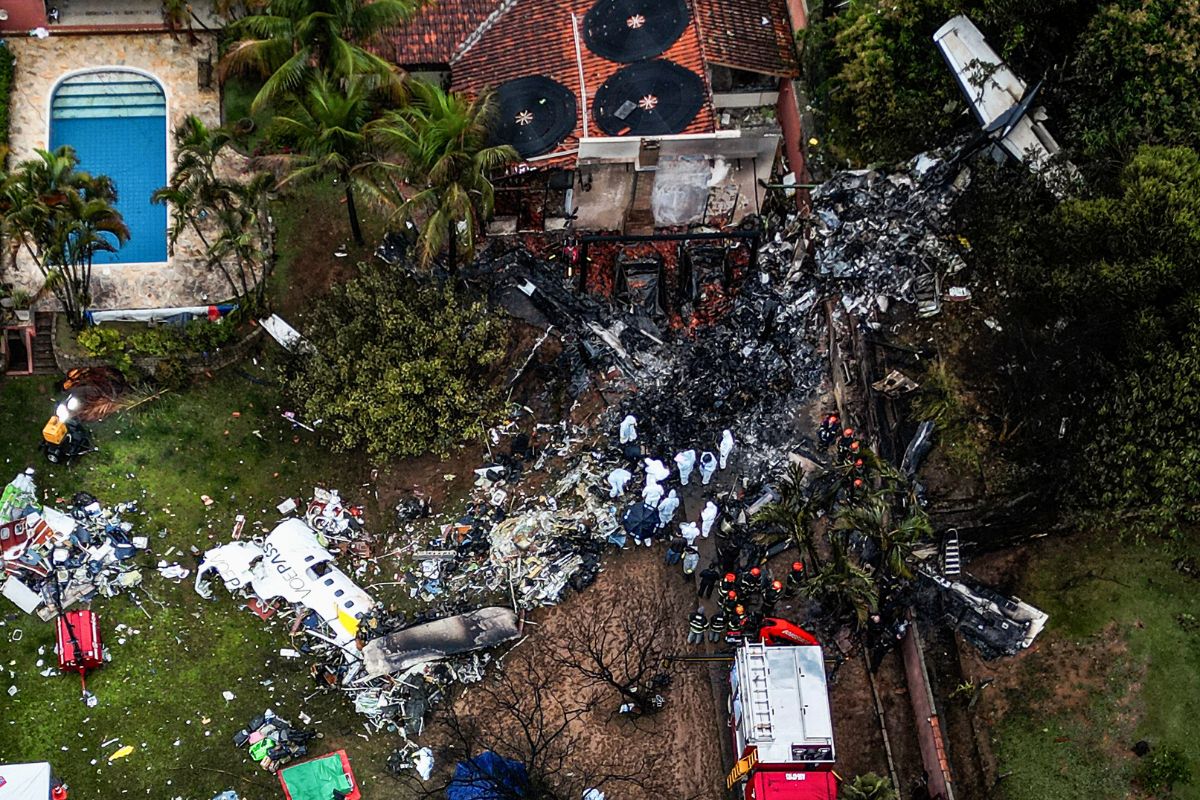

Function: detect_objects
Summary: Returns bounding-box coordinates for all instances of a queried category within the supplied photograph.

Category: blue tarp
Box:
[446,751,529,800]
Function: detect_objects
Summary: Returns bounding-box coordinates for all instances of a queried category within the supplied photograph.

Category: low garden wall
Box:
[52,319,264,376]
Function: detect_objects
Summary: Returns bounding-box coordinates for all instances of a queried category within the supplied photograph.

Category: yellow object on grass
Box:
[108,745,134,761]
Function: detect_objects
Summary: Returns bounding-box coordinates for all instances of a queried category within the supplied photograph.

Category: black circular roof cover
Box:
[592,59,704,137]
[583,0,690,63]
[491,76,577,159]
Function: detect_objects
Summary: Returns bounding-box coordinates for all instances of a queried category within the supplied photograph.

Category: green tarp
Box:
[279,754,352,800]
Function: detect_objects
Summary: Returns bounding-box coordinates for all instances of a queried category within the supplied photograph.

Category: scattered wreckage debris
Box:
[917,567,1048,659]
[487,150,970,477]
[0,471,164,622]
[232,708,322,773]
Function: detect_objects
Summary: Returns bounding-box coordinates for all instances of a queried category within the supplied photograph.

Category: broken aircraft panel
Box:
[933,15,1080,191]
[361,607,521,679]
[195,519,376,646]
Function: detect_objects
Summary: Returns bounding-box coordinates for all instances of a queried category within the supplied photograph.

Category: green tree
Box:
[154,115,276,309]
[368,81,517,270]
[281,260,509,461]
[268,75,376,244]
[1067,0,1200,164]
[841,772,898,800]
[753,463,825,568]
[219,0,418,111]
[0,147,129,330]
[833,492,931,581]
[804,537,878,629]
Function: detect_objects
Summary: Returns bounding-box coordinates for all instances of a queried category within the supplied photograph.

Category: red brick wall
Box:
[776,78,811,210]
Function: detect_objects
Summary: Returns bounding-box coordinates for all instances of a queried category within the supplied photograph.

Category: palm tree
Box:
[754,463,824,568]
[367,81,517,270]
[841,772,898,800]
[0,147,129,330]
[154,115,276,307]
[219,0,419,111]
[268,75,377,244]
[804,537,878,629]
[832,493,931,581]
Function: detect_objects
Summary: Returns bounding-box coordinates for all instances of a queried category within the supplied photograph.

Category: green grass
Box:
[0,369,405,799]
[994,534,1200,799]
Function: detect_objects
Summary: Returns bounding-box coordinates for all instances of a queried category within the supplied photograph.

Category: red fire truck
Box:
[727,641,837,800]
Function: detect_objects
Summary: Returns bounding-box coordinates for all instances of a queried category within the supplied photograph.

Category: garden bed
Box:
[52,313,264,377]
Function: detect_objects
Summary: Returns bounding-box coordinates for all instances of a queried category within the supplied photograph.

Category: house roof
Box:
[375,0,498,67]
[450,0,715,162]
[379,0,723,164]
[692,0,798,78]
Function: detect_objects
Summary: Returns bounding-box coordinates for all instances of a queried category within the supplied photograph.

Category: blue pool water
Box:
[49,72,168,264]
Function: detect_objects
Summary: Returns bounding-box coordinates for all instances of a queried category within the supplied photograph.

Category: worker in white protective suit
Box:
[657,490,680,527]
[679,520,700,547]
[642,479,664,508]
[674,450,696,485]
[644,457,670,484]
[619,415,638,444]
[700,501,719,537]
[698,451,718,485]
[608,467,632,498]
[719,429,735,469]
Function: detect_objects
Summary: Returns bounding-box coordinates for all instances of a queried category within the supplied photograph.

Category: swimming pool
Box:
[49,71,168,264]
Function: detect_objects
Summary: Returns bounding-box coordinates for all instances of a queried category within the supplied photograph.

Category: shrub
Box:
[0,42,15,148]
[1136,746,1192,794]
[280,262,510,461]
[77,326,134,376]
[153,357,190,391]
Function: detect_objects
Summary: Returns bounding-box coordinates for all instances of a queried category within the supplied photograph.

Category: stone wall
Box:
[3,31,248,310]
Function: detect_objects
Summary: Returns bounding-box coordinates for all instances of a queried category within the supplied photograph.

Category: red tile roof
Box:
[692,0,798,78]
[375,0,497,66]
[449,0,716,161]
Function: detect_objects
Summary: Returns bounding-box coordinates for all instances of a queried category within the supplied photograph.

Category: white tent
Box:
[0,761,54,798]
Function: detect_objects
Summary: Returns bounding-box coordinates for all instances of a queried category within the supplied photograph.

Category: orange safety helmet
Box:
[726,590,738,601]
[791,561,804,573]
[750,567,761,577]
[850,441,861,452]
[734,605,745,616]
[843,427,855,437]
[771,580,783,591]
[853,478,864,488]
[724,573,736,583]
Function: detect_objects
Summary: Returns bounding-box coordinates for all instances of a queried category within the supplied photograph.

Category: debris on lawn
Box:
[232,708,319,773]
[0,472,171,620]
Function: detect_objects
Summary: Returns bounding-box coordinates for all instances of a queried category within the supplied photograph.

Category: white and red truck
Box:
[727,639,838,800]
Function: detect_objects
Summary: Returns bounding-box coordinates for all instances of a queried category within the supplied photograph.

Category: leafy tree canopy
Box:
[281,262,510,461]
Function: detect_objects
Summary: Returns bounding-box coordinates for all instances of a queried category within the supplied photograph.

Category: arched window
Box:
[50,70,167,264]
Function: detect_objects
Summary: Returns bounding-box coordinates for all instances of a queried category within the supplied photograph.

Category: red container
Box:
[56,609,103,674]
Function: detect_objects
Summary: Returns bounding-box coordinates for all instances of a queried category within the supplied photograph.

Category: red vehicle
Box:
[727,641,837,800]
[56,610,103,695]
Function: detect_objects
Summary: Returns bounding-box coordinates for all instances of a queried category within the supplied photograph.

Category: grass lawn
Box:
[0,367,405,799]
[992,532,1200,799]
